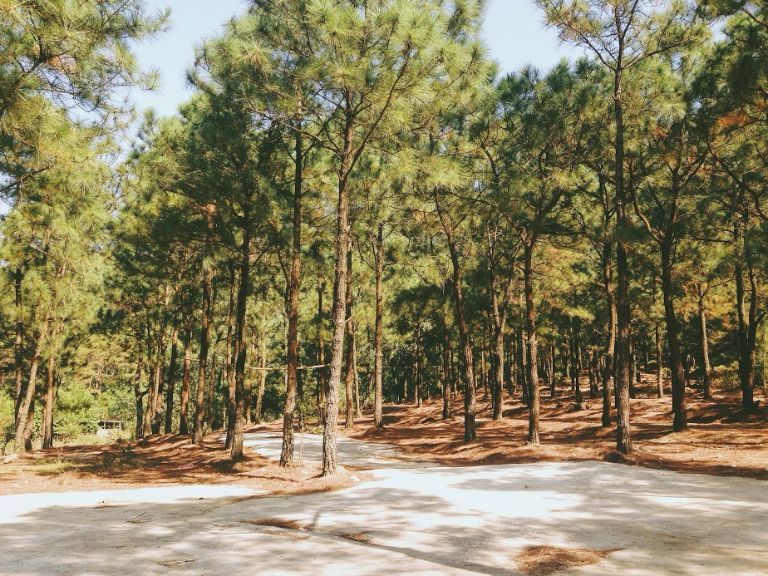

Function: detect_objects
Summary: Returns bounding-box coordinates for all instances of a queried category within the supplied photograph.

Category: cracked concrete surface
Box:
[1,432,767,575]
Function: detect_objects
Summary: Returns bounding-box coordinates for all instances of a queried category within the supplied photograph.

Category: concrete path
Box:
[1,432,767,575]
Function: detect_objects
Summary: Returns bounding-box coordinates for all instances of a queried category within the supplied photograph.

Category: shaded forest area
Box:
[2,0,768,478]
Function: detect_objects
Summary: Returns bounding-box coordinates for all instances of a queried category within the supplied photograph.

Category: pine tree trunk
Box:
[164,326,179,434]
[353,332,362,418]
[373,224,385,428]
[316,281,327,426]
[572,317,583,405]
[613,59,633,454]
[144,362,161,437]
[193,210,215,444]
[696,285,712,399]
[322,132,354,475]
[436,199,476,442]
[524,245,540,444]
[655,322,664,398]
[179,326,192,435]
[230,201,252,460]
[414,325,422,408]
[661,241,687,431]
[442,314,452,419]
[735,206,759,411]
[13,267,24,428]
[42,356,55,449]
[344,243,356,429]
[255,323,267,424]
[14,320,47,453]
[225,264,237,449]
[493,321,506,420]
[281,123,303,465]
[134,356,145,440]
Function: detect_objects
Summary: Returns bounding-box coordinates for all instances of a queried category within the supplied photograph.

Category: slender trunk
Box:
[613,44,633,454]
[134,357,145,440]
[230,202,252,460]
[255,323,267,423]
[661,241,687,431]
[164,326,179,434]
[322,124,354,476]
[437,199,476,442]
[344,243,356,429]
[655,323,664,398]
[373,224,385,428]
[179,326,193,435]
[316,281,327,426]
[572,317,583,405]
[225,263,237,449]
[145,362,162,437]
[493,321,506,420]
[601,249,618,428]
[353,333,362,418]
[42,356,55,449]
[281,123,303,465]
[13,267,24,426]
[14,319,47,453]
[442,313,452,419]
[523,245,541,444]
[414,325,422,408]
[735,207,759,411]
[697,285,713,399]
[629,339,637,400]
[193,213,215,445]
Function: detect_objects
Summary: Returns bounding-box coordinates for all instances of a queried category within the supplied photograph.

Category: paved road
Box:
[1,432,767,575]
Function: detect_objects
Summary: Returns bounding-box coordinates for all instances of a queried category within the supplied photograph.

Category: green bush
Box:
[0,392,14,453]
[55,381,100,441]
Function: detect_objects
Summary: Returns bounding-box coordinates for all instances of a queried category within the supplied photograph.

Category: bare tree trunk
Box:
[134,356,145,440]
[14,319,47,453]
[179,326,192,435]
[697,284,713,399]
[735,208,759,411]
[373,224,385,428]
[164,326,179,434]
[524,245,540,444]
[322,127,354,476]
[145,362,163,437]
[230,200,252,460]
[353,332,362,418]
[193,209,215,445]
[42,356,55,449]
[613,54,633,454]
[224,263,237,449]
[280,124,303,465]
[436,198,476,442]
[661,240,687,431]
[316,280,327,426]
[415,325,422,408]
[442,314,452,419]
[255,322,267,424]
[13,267,24,428]
[344,243,356,429]
[572,317,583,405]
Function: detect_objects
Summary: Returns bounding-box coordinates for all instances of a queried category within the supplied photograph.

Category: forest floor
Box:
[343,377,768,480]
[2,430,767,575]
[0,433,360,496]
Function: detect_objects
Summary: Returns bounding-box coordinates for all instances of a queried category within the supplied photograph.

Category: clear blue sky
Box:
[131,0,579,118]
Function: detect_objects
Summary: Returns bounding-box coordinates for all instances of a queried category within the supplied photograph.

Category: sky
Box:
[131,0,580,118]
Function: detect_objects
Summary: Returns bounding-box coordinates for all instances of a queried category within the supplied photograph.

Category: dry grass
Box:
[342,375,768,480]
[0,433,361,496]
[516,545,617,576]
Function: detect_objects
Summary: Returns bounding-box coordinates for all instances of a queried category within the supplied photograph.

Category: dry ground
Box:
[343,376,768,479]
[0,433,359,496]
